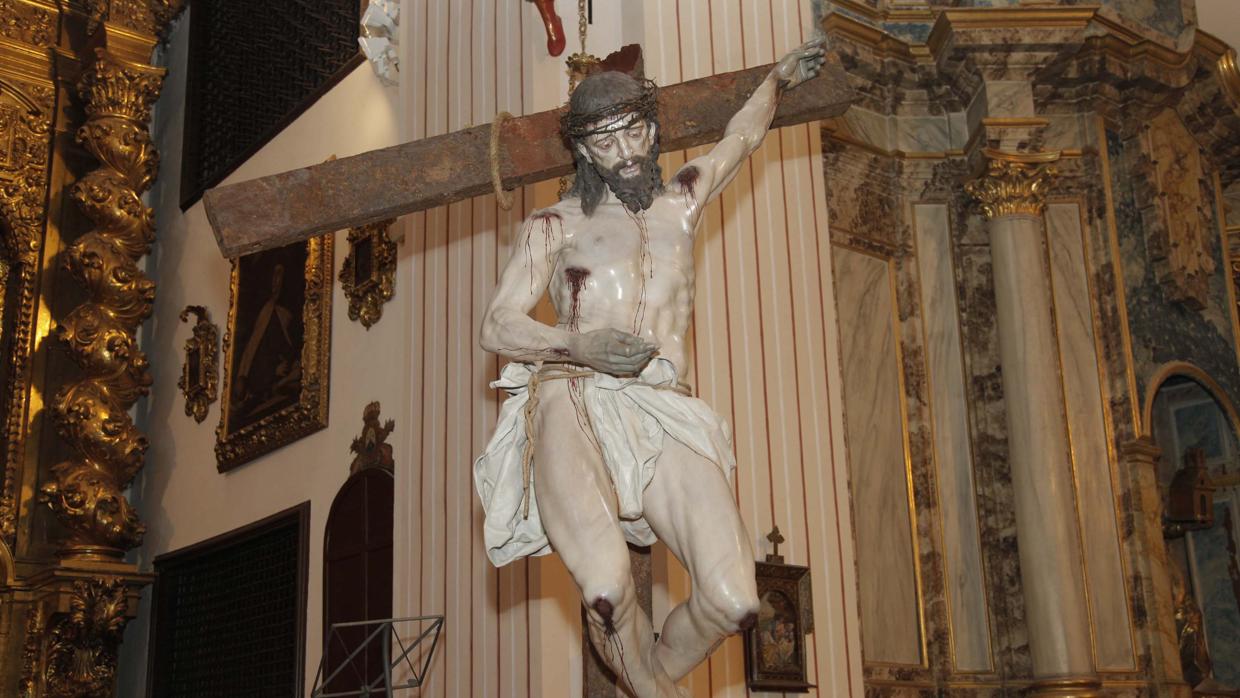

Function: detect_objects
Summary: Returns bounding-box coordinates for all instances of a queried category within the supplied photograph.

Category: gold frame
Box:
[339,218,396,329]
[177,305,218,423]
[215,234,333,471]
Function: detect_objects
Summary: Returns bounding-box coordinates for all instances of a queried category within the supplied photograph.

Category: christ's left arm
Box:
[672,38,827,214]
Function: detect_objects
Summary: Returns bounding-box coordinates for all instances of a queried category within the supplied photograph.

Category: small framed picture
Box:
[744,560,814,693]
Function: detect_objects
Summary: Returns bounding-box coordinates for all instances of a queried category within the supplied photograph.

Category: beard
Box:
[597,155,664,213]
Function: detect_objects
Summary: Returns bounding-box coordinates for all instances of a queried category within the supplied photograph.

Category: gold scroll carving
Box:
[20,578,134,698]
[964,148,1061,220]
[0,59,55,547]
[40,48,166,557]
[0,0,55,48]
[340,218,397,329]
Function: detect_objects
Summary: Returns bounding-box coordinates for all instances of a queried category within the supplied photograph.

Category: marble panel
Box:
[913,204,993,673]
[1041,114,1090,153]
[895,116,951,153]
[833,246,924,667]
[844,105,895,152]
[983,81,1034,119]
[1046,202,1137,671]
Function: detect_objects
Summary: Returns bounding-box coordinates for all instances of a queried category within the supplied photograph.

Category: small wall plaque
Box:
[744,526,814,693]
[178,305,219,423]
[340,219,397,329]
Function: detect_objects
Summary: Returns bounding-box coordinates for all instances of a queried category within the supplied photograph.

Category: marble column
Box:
[966,149,1101,696]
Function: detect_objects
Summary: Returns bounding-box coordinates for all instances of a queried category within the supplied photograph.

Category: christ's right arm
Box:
[480,211,576,363]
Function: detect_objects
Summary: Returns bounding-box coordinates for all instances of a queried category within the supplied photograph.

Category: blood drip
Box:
[676,165,700,204]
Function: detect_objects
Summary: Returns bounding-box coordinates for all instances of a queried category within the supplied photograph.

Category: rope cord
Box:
[490,110,515,211]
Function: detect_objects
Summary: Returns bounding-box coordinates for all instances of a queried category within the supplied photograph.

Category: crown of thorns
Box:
[561,78,659,141]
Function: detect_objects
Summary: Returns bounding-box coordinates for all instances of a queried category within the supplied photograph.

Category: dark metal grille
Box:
[149,504,309,697]
[180,0,364,207]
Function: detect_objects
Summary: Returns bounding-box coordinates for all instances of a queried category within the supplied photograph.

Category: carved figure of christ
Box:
[473,40,827,698]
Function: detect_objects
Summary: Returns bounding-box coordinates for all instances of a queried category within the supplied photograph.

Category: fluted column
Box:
[966,149,1100,696]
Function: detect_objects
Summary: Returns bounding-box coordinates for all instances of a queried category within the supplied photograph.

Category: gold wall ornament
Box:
[177,305,218,423]
[0,74,54,547]
[85,0,185,39]
[1145,109,1214,310]
[964,148,1061,220]
[350,401,394,474]
[216,234,333,470]
[0,0,55,48]
[19,601,44,697]
[42,48,167,558]
[340,219,396,329]
[39,578,129,698]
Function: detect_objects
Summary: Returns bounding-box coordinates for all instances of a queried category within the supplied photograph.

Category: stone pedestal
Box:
[967,149,1101,696]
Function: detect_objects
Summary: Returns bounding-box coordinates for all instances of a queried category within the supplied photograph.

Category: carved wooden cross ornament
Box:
[200,48,853,258]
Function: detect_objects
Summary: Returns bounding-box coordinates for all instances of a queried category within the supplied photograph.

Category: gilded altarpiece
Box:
[0,1,183,696]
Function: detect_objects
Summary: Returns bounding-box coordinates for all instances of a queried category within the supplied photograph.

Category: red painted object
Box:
[531,0,566,57]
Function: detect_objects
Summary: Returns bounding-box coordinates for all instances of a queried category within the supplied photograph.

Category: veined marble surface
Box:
[913,204,994,672]
[833,246,924,666]
[1046,202,1137,671]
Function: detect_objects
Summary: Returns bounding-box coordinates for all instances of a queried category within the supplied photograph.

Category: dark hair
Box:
[562,72,661,216]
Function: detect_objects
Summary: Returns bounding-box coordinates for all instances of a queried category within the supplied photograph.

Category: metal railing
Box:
[310,615,444,697]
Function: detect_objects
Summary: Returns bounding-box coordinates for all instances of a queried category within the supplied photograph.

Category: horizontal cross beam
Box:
[203,61,854,258]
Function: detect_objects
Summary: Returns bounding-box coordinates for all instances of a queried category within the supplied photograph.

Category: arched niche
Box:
[1145,361,1240,688]
[322,466,394,692]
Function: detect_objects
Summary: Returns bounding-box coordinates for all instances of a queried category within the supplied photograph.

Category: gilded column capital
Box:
[965,148,1061,220]
[85,0,185,39]
[78,49,166,125]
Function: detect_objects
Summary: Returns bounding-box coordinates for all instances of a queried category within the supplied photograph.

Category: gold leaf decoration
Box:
[340,219,397,329]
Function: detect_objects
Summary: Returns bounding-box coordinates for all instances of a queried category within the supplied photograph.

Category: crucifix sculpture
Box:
[201,35,851,698]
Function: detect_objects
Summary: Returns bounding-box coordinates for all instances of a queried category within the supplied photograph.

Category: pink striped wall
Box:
[393,2,861,696]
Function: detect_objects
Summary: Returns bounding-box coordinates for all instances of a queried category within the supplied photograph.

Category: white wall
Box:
[117,7,405,694]
[1198,0,1240,53]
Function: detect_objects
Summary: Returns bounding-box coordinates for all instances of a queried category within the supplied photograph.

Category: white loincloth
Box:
[473,357,736,567]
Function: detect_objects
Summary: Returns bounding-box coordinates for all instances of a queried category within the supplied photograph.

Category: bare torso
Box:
[543,184,699,374]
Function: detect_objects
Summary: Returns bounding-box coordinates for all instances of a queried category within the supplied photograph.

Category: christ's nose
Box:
[616,139,634,160]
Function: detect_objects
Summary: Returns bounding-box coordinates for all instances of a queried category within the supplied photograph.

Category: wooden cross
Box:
[766,526,785,564]
[201,53,854,258]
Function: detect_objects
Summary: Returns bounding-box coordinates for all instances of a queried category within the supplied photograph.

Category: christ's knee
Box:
[582,577,633,632]
[697,580,760,635]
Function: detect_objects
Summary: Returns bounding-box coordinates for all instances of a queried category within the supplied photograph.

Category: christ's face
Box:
[576,113,657,178]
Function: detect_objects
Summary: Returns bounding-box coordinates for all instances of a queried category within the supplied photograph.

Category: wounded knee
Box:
[592,597,615,624]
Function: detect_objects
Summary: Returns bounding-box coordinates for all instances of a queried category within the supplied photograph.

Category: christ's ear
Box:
[576,142,594,165]
[647,121,658,145]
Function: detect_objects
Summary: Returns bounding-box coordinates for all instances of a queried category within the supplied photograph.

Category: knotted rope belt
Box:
[519,363,692,519]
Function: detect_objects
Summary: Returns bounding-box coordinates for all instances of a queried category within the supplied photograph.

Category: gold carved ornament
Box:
[215,234,333,470]
[350,401,395,474]
[339,219,396,329]
[964,148,1061,220]
[20,578,131,698]
[177,305,218,423]
[0,76,55,546]
[0,0,56,47]
[40,50,167,557]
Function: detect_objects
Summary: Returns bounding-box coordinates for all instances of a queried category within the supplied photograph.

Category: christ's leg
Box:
[531,381,680,698]
[642,437,760,681]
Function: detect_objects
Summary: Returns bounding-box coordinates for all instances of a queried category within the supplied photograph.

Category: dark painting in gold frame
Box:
[215,234,332,471]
